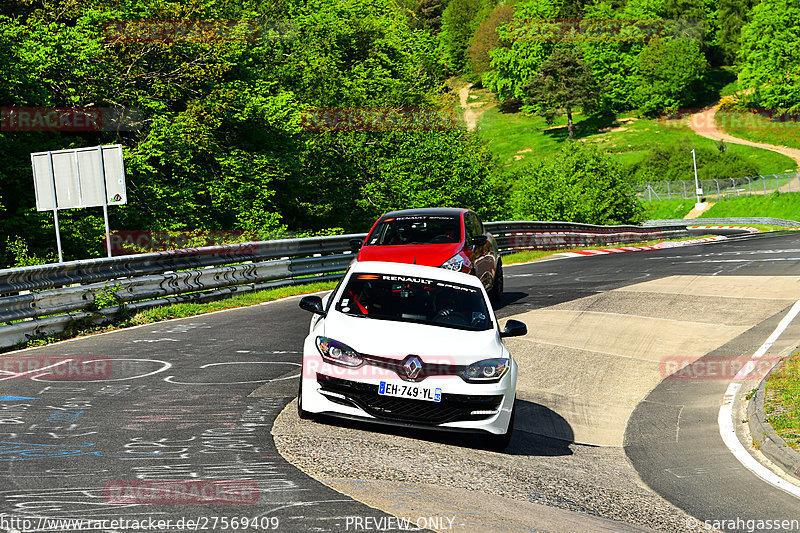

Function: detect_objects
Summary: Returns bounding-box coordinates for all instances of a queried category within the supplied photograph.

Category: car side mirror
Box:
[349,238,363,252]
[471,234,488,247]
[299,295,326,316]
[500,319,527,338]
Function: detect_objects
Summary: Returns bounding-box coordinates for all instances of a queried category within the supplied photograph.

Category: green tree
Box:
[634,38,707,115]
[468,3,514,75]
[578,0,659,113]
[484,0,561,103]
[521,45,597,140]
[510,142,642,224]
[417,0,447,30]
[440,0,494,73]
[716,0,756,65]
[738,0,800,112]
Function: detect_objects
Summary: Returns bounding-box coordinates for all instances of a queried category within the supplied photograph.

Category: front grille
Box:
[317,374,503,425]
[361,354,466,382]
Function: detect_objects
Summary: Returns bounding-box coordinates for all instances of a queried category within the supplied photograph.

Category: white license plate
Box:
[378,381,442,402]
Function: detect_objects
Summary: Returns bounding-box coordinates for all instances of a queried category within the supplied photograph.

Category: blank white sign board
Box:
[31,145,127,211]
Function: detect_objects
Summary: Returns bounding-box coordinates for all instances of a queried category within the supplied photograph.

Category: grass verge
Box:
[765,350,800,451]
[642,199,696,220]
[699,192,800,221]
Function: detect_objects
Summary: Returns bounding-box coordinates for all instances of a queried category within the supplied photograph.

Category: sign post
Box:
[691,148,706,212]
[47,151,64,263]
[31,145,127,262]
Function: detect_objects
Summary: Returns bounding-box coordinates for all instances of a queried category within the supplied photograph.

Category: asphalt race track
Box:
[2,231,800,532]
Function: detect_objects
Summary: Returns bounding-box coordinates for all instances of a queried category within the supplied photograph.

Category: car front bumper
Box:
[299,340,517,435]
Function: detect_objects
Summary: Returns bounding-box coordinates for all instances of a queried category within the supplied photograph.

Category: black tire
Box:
[490,261,503,304]
[297,380,311,420]
[487,403,515,451]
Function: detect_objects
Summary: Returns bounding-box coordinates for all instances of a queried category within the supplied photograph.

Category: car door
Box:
[468,212,493,287]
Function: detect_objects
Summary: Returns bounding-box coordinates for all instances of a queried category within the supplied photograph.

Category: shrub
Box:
[628,138,759,182]
[509,142,642,224]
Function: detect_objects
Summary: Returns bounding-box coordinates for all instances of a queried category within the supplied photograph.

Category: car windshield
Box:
[366,215,461,246]
[335,273,492,331]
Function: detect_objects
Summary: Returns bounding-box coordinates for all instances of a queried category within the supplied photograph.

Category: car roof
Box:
[379,208,468,219]
[348,261,484,289]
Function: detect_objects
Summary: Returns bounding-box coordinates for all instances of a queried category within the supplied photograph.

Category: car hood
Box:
[356,243,462,267]
[322,311,503,364]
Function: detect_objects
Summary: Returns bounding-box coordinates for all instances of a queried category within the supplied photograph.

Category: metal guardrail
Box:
[0,221,688,350]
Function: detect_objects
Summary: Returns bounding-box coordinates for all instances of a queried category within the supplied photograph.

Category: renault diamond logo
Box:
[402,356,423,379]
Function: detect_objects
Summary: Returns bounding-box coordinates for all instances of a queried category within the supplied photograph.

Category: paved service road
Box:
[2,231,800,532]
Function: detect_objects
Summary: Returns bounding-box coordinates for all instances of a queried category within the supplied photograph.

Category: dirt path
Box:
[688,105,800,192]
[458,83,493,131]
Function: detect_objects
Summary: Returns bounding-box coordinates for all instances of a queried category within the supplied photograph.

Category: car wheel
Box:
[487,403,515,451]
[297,380,311,420]
[490,261,503,303]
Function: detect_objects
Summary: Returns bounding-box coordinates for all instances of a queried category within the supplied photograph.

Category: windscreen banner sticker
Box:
[374,275,480,293]
[391,215,454,221]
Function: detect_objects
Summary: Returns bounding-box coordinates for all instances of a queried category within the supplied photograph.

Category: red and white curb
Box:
[687,225,761,233]
[559,236,727,257]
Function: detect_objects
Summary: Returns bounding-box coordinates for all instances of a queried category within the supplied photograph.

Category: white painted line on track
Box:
[718,300,800,499]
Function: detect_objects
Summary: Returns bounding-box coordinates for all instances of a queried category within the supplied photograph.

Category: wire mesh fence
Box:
[634,173,800,202]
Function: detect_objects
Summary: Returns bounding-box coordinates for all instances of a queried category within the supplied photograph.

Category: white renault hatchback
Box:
[297,261,526,449]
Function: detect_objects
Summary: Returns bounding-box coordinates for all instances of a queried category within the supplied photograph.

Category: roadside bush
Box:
[628,138,760,182]
[509,142,642,224]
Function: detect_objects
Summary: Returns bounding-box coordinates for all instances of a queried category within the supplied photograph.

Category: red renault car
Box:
[350,208,503,302]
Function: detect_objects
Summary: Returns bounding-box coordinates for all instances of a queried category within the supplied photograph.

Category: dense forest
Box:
[0,0,796,265]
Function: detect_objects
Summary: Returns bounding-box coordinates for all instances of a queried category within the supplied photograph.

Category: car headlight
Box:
[316,337,363,367]
[459,358,509,383]
[441,253,466,272]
